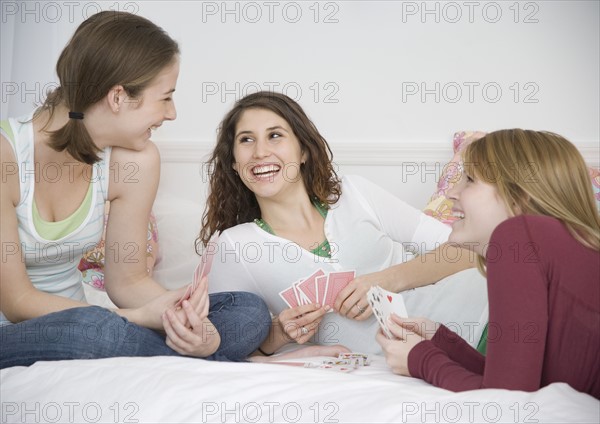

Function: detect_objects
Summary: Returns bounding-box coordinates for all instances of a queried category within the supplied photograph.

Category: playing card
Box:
[175,283,193,309]
[367,286,408,339]
[294,281,311,305]
[279,286,300,308]
[316,276,328,309]
[338,352,371,366]
[322,270,355,308]
[296,270,324,304]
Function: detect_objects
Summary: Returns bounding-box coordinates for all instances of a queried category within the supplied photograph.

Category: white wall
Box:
[2,0,599,208]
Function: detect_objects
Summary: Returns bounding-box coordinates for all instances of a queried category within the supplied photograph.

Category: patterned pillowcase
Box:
[423,131,486,225]
[423,131,600,225]
[78,202,159,290]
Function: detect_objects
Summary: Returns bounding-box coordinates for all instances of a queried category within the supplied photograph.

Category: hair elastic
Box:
[68,111,84,120]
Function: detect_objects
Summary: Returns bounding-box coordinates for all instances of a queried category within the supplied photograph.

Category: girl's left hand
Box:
[162,277,221,357]
[375,314,425,376]
[333,272,383,320]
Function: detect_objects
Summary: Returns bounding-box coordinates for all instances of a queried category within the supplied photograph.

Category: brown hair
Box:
[463,129,600,273]
[197,91,341,248]
[36,11,179,164]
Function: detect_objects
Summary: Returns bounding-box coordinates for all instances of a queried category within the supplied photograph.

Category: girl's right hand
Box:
[132,284,204,330]
[277,303,330,344]
[390,315,440,341]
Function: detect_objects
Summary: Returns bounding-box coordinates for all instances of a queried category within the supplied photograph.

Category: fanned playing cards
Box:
[279,269,355,311]
[367,286,408,339]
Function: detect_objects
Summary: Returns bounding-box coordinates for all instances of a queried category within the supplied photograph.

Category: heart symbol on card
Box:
[387,295,393,303]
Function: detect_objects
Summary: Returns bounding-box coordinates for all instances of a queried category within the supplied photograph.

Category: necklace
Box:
[254,199,331,258]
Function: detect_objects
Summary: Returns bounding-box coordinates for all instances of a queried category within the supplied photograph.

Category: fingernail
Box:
[315,303,321,308]
[324,305,331,311]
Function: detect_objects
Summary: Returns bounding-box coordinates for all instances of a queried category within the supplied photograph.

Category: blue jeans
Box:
[0,292,270,368]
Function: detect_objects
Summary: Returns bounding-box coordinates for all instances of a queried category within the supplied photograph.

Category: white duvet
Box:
[2,354,598,423]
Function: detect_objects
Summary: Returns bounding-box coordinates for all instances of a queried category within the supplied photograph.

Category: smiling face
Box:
[114,58,179,150]
[447,169,512,256]
[232,108,307,201]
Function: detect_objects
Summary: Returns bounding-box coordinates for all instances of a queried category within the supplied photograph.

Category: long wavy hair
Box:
[35,11,179,164]
[197,91,341,249]
[462,129,600,274]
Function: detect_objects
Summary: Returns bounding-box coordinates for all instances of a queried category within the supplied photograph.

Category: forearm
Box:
[258,317,292,355]
[104,274,167,309]
[2,288,89,324]
[385,243,476,293]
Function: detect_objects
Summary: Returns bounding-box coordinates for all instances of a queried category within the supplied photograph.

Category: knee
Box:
[50,306,127,330]
[233,292,271,323]
[234,292,271,344]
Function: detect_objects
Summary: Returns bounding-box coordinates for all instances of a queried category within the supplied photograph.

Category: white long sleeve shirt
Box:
[208,175,451,353]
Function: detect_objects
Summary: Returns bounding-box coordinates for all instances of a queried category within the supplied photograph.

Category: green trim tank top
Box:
[0,111,111,325]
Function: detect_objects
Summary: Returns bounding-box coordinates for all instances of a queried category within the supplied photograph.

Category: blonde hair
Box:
[462,129,600,273]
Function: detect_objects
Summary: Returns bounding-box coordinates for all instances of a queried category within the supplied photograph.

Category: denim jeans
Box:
[0,291,271,368]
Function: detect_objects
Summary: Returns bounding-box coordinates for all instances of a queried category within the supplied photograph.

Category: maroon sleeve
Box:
[432,325,485,374]
[408,217,549,392]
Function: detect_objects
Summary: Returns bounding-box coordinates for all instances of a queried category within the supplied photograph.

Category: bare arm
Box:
[335,243,476,319]
[103,143,167,310]
[0,135,91,322]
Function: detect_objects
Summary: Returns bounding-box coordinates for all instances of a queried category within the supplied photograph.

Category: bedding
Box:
[2,355,598,423]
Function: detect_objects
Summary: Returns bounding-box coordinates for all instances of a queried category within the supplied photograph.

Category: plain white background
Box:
[2,0,599,206]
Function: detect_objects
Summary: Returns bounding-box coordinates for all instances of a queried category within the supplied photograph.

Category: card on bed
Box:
[367,286,408,339]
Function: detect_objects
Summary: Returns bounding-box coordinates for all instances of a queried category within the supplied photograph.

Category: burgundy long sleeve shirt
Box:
[408,215,600,399]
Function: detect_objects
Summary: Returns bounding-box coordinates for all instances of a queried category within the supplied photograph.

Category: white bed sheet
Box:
[2,355,598,423]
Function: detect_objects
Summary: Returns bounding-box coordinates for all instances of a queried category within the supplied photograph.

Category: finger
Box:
[295,316,323,344]
[391,315,427,335]
[280,302,324,323]
[174,284,192,309]
[289,305,329,329]
[165,309,196,348]
[333,281,355,311]
[182,300,203,330]
[375,328,390,348]
[339,291,366,317]
[353,304,373,321]
[387,316,416,341]
[163,313,191,354]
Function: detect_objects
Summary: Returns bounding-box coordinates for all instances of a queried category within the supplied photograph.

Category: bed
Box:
[3,354,599,423]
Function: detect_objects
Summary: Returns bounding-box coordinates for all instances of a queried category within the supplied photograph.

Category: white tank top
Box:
[1,111,111,324]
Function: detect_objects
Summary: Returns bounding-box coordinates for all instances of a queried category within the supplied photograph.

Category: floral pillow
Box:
[424,131,600,225]
[78,202,159,290]
[423,131,486,224]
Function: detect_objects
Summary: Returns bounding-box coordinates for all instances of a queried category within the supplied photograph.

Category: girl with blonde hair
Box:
[377,129,600,398]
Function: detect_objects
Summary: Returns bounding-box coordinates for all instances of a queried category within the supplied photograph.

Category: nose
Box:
[447,172,465,201]
[252,137,270,159]
[165,100,177,121]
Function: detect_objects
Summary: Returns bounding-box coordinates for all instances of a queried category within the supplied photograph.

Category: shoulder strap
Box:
[0,119,17,150]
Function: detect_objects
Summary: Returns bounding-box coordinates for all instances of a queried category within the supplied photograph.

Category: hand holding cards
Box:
[367,286,408,339]
[279,269,355,310]
[176,251,215,308]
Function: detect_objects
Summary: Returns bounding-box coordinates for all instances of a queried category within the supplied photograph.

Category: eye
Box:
[163,97,172,102]
[269,132,283,140]
[238,136,253,144]
[466,174,474,183]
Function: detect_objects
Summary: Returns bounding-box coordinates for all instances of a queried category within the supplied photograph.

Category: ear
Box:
[301,150,308,165]
[106,85,126,113]
[232,162,240,174]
